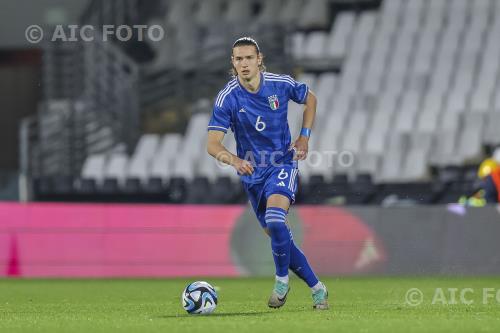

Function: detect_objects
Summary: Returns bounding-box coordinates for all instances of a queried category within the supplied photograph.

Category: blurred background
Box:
[1,0,500,278]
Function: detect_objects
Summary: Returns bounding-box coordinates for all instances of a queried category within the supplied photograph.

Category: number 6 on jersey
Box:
[255,116,266,132]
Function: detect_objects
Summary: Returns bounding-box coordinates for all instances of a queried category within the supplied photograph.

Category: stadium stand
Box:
[25,0,500,205]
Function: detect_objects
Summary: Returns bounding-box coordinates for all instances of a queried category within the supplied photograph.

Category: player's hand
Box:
[233,158,254,175]
[290,136,309,160]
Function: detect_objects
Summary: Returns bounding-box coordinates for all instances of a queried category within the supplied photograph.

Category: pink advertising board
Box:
[0,203,244,277]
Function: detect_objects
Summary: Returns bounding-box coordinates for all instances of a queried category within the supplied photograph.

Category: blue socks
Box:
[265,208,291,277]
[265,207,319,288]
[289,238,319,288]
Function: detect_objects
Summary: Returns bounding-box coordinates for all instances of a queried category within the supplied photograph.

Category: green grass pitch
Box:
[1,277,500,332]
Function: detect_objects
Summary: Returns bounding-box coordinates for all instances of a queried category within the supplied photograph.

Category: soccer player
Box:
[206,37,328,310]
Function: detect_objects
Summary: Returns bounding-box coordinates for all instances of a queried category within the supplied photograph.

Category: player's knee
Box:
[265,207,289,239]
[267,194,290,210]
[266,222,289,243]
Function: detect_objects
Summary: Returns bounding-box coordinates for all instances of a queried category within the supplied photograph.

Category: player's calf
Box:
[265,207,292,308]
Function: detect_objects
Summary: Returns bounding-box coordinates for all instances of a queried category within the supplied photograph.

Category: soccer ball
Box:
[181,281,218,314]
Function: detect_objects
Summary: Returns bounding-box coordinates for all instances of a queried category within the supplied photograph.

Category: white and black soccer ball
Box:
[181,281,218,314]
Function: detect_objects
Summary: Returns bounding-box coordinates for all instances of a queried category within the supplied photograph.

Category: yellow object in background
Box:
[478,159,498,179]
[458,194,486,207]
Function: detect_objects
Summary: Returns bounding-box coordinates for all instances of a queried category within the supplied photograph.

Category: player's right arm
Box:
[207,131,254,175]
[207,84,254,175]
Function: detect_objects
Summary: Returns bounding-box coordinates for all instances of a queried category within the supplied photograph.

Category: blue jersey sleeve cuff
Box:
[207,125,228,133]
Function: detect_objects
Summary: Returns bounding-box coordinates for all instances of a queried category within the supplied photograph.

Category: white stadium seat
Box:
[81,154,107,184]
[85,0,500,187]
[104,153,129,185]
[303,32,328,59]
[326,12,356,59]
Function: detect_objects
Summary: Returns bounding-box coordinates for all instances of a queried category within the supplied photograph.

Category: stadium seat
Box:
[355,173,372,183]
[333,174,348,184]
[424,0,446,29]
[183,113,210,160]
[325,12,356,59]
[322,93,350,133]
[212,176,236,204]
[342,128,363,155]
[151,134,182,181]
[124,178,142,194]
[171,153,195,181]
[144,177,165,194]
[133,134,160,159]
[194,0,223,26]
[410,132,433,153]
[381,0,405,16]
[363,69,384,95]
[346,13,376,68]
[412,30,437,76]
[291,32,306,60]
[297,0,329,30]
[81,154,107,185]
[300,175,328,204]
[383,72,406,97]
[255,0,283,25]
[52,176,74,195]
[364,127,387,155]
[33,178,53,197]
[439,110,461,132]
[469,89,493,112]
[394,92,420,133]
[77,178,97,194]
[494,92,500,110]
[166,0,196,27]
[462,166,480,182]
[355,153,380,177]
[100,178,120,194]
[484,113,500,145]
[128,135,160,184]
[346,173,376,205]
[315,74,337,116]
[430,130,460,166]
[302,32,328,59]
[168,177,187,203]
[401,148,429,181]
[186,176,211,204]
[225,0,254,23]
[437,166,463,184]
[103,153,129,187]
[278,0,305,26]
[378,150,403,182]
[341,111,368,154]
[456,113,484,161]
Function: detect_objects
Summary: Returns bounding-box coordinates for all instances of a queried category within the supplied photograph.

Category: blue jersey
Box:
[208,72,309,184]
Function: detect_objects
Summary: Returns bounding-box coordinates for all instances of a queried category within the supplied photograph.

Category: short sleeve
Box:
[208,105,231,133]
[287,76,309,104]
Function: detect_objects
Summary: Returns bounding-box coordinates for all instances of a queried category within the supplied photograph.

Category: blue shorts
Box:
[242,162,299,228]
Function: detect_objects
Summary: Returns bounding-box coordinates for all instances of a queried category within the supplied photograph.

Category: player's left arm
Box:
[291,90,317,160]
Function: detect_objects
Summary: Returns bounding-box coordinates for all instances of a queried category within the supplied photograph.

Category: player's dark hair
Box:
[230,37,266,76]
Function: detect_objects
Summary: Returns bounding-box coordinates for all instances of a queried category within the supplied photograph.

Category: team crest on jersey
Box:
[268,95,279,110]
